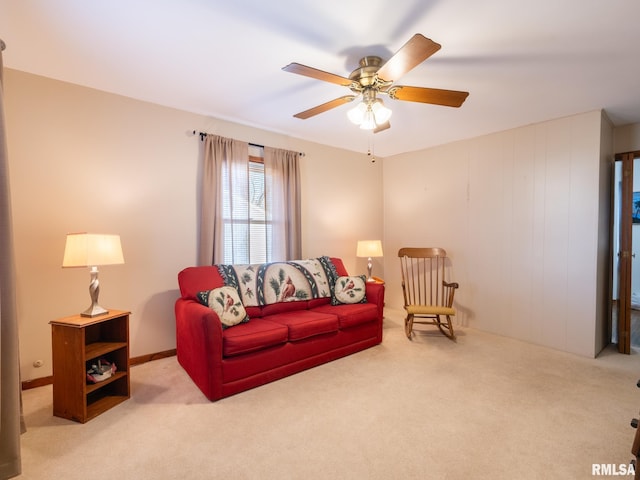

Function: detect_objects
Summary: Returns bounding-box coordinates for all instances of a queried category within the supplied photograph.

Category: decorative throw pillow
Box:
[331,275,367,305]
[197,286,249,329]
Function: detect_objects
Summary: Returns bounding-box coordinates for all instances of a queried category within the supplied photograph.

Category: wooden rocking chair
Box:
[398,247,459,340]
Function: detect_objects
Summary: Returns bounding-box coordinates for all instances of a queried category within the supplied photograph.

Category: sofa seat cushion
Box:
[265,310,339,341]
[222,319,288,357]
[311,303,379,329]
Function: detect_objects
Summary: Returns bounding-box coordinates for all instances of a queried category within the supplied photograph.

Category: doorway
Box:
[612,151,640,353]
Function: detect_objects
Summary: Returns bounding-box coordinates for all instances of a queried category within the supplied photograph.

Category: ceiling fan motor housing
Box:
[349,56,387,92]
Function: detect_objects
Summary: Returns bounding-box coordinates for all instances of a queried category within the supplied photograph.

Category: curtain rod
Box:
[193,130,305,156]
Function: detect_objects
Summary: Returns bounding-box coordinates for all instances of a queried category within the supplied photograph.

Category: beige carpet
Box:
[18,310,640,479]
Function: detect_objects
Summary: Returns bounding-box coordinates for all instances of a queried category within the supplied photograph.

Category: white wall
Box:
[5,69,383,380]
[382,110,609,357]
[596,113,613,353]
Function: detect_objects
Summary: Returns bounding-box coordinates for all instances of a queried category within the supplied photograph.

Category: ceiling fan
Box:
[282,34,469,132]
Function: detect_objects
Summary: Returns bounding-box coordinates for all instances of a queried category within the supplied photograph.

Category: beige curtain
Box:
[198,134,249,265]
[197,135,302,265]
[0,39,24,480]
[264,147,301,261]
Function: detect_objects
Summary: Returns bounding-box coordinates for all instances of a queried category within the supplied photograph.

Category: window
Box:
[222,147,269,264]
[199,134,300,266]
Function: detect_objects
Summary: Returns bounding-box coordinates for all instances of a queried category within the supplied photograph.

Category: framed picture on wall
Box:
[634,191,640,224]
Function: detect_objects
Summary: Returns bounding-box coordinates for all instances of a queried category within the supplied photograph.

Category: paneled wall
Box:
[383,111,612,357]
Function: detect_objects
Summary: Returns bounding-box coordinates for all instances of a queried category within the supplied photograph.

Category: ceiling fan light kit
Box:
[283,34,469,133]
[347,90,392,130]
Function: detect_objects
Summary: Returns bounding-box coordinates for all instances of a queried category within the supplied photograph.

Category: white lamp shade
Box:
[371,100,392,124]
[356,240,383,258]
[62,233,125,267]
[347,101,367,124]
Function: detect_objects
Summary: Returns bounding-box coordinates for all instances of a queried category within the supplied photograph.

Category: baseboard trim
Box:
[130,349,177,366]
[21,349,177,390]
[22,376,53,390]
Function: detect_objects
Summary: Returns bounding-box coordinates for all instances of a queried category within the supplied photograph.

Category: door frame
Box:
[614,151,640,353]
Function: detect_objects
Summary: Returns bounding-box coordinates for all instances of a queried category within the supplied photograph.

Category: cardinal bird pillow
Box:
[331,275,367,305]
[197,286,249,329]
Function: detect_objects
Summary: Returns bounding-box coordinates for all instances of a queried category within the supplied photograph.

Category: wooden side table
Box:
[50,309,130,423]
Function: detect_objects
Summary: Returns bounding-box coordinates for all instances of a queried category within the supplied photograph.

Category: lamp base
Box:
[81,304,109,318]
[366,257,374,282]
[81,266,109,317]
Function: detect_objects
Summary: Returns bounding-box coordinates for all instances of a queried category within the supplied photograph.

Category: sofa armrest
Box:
[365,282,385,321]
[175,299,224,400]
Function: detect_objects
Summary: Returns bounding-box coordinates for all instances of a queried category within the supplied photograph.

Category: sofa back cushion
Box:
[178,266,225,301]
[329,257,349,276]
[178,257,350,315]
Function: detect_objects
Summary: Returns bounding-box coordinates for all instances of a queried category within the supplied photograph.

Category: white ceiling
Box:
[2,0,640,157]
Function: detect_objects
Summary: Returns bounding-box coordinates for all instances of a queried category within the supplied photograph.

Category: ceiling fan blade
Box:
[374,121,390,133]
[388,86,469,107]
[283,63,353,87]
[376,34,441,81]
[293,95,356,119]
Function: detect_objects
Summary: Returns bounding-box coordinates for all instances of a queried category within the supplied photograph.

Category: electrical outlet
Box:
[33,359,44,368]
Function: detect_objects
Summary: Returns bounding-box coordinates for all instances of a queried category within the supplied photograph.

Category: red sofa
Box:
[175,257,385,401]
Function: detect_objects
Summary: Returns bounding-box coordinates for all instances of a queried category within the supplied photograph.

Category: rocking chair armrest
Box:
[443,281,459,308]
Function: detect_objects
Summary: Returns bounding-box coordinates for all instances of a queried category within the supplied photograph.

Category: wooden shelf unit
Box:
[50,309,130,423]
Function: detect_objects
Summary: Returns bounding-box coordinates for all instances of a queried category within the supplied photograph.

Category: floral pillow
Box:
[197,286,249,329]
[331,275,367,305]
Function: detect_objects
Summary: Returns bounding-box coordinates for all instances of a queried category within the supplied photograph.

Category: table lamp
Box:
[62,233,125,317]
[356,240,383,282]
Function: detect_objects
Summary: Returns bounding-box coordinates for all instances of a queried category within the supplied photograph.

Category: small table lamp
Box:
[62,233,125,317]
[356,240,383,282]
